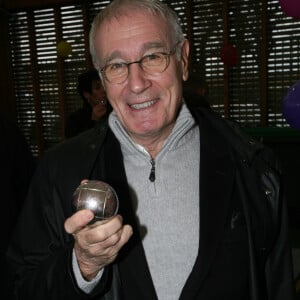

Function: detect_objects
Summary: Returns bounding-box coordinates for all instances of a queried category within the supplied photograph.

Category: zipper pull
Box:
[149,158,155,182]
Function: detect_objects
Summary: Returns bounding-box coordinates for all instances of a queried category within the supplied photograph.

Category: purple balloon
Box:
[283,80,300,130]
[279,0,300,19]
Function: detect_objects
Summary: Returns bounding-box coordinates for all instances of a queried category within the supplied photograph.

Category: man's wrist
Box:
[72,248,104,293]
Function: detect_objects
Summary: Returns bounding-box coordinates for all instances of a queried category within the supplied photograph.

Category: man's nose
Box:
[126,63,151,93]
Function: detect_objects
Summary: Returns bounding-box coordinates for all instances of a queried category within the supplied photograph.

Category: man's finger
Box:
[64,209,94,234]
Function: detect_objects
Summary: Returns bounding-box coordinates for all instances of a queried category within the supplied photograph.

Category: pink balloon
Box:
[279,0,300,19]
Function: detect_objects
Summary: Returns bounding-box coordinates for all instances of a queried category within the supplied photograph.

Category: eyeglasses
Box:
[100,42,180,84]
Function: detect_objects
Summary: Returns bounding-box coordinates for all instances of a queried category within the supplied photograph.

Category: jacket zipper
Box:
[149,158,156,182]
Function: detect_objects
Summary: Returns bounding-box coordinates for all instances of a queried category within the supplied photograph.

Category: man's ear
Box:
[181,39,190,82]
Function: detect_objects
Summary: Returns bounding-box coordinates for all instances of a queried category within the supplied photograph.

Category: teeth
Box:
[131,99,157,110]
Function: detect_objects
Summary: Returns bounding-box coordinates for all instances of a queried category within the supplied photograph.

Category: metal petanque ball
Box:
[73,180,119,222]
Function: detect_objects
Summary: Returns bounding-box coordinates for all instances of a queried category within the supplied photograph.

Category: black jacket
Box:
[7,105,295,299]
[0,115,36,300]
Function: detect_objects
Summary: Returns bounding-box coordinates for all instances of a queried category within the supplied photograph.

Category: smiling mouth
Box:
[130,99,158,110]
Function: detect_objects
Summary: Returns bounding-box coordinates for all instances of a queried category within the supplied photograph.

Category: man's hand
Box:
[64,209,133,281]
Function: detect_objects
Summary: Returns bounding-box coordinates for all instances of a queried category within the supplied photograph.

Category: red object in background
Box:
[279,0,300,19]
[220,43,239,67]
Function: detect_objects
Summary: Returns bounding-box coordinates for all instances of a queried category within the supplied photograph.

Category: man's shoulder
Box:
[45,121,110,162]
[33,122,111,186]
[190,105,275,166]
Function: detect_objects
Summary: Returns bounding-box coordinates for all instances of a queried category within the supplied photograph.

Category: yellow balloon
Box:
[57,41,72,58]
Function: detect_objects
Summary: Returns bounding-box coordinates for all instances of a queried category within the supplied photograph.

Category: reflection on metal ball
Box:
[73,180,119,222]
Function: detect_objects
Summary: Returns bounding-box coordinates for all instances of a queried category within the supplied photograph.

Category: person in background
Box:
[64,69,110,138]
[0,114,35,299]
[7,0,295,299]
[183,70,211,109]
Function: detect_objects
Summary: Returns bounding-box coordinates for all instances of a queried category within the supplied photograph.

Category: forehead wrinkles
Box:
[96,10,172,64]
[96,9,152,45]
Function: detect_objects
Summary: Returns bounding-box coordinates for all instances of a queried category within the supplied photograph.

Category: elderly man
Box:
[7,1,295,299]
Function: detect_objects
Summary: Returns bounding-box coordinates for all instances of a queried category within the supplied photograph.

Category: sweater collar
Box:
[108,103,196,158]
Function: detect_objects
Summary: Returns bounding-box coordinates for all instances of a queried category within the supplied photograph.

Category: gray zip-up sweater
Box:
[109,104,200,299]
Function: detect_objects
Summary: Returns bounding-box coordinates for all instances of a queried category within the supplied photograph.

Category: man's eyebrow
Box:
[103,41,167,65]
[102,51,123,65]
[142,41,166,51]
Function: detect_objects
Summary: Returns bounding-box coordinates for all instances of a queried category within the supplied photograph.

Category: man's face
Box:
[95,9,189,144]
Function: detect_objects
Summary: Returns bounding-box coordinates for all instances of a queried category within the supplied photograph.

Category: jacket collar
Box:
[190,107,264,165]
[180,106,236,298]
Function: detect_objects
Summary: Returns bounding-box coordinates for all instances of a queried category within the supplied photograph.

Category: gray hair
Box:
[89,0,185,70]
